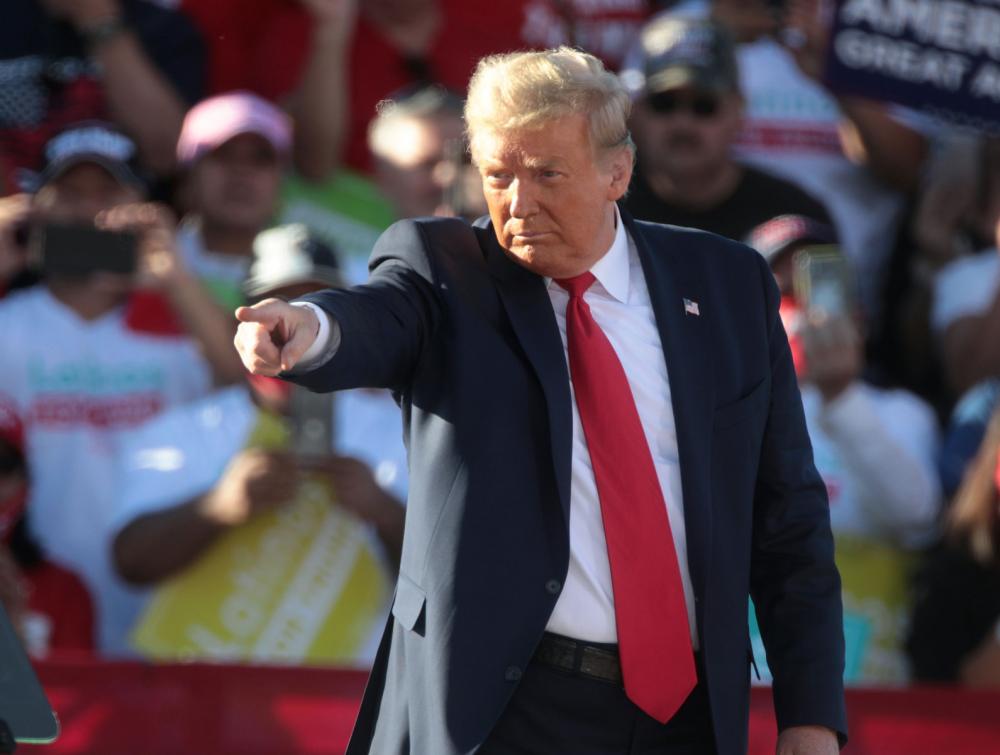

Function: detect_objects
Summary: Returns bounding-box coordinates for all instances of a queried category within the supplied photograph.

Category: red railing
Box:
[15,658,1000,754]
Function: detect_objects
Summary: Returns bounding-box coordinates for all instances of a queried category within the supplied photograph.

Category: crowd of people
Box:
[0,0,998,691]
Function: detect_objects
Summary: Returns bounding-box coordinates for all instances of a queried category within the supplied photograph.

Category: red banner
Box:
[16,658,1000,754]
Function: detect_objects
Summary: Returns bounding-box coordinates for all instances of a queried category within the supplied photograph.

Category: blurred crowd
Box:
[0,0,999,690]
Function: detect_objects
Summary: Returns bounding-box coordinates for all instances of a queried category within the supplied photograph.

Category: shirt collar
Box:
[589,205,630,304]
[546,204,630,304]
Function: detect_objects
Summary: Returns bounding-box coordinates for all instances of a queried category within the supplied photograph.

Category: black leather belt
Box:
[532,632,623,685]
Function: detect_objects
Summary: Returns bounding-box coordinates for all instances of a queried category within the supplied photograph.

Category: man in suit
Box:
[234,47,846,755]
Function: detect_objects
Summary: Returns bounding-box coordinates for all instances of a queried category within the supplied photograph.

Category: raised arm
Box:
[284,0,357,182]
[99,203,247,386]
[54,0,203,175]
[784,0,927,193]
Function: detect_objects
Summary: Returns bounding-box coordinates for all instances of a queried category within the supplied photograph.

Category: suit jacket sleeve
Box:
[284,219,443,395]
[749,252,848,743]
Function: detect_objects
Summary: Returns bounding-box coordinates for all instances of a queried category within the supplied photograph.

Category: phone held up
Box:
[29,221,138,279]
[791,244,856,320]
[288,385,335,462]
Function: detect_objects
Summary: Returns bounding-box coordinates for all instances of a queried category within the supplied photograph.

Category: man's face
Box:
[33,163,142,224]
[188,133,282,234]
[475,114,632,279]
[374,113,465,219]
[631,86,742,180]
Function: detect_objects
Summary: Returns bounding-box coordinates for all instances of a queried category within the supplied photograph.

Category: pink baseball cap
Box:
[177,91,292,166]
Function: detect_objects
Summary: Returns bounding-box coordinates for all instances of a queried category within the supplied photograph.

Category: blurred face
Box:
[33,163,142,224]
[188,133,282,234]
[475,114,632,279]
[373,113,465,219]
[632,86,743,181]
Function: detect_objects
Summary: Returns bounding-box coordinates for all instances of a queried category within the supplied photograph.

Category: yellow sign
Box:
[130,412,391,665]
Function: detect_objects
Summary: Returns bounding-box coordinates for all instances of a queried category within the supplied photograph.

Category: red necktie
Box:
[557,272,696,724]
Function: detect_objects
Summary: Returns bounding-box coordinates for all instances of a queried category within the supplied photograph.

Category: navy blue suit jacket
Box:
[288,209,847,754]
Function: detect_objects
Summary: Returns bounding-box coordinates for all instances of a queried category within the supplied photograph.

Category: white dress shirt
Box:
[543,210,697,646]
[293,210,698,647]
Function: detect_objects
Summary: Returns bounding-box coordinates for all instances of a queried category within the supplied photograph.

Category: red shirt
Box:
[179,0,312,101]
[23,560,95,656]
[180,0,652,172]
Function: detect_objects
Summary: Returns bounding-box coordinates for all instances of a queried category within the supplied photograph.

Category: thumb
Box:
[279,327,314,372]
[278,307,321,372]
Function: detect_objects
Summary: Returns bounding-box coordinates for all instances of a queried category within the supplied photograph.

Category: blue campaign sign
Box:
[822,0,1000,132]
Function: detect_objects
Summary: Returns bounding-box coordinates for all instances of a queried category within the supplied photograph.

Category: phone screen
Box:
[33,222,138,278]
[792,245,854,318]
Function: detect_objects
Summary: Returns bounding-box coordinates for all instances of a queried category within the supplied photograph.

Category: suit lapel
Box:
[478,213,714,613]
[480,225,574,525]
[623,210,714,613]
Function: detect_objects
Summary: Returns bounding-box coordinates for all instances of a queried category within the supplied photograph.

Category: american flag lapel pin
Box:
[683,298,700,316]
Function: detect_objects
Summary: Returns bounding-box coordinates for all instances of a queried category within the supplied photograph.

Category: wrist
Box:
[197,489,246,528]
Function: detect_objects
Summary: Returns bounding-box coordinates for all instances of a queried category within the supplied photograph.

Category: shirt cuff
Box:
[289,301,341,372]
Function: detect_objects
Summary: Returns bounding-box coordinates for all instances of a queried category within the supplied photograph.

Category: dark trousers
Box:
[478,656,716,755]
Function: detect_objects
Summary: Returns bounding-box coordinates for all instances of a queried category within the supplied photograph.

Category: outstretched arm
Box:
[236,219,443,393]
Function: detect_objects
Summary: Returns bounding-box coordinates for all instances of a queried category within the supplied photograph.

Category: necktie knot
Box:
[555,272,595,299]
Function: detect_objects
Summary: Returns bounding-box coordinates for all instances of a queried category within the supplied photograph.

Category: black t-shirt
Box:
[0,0,205,190]
[906,540,1000,682]
[624,163,833,243]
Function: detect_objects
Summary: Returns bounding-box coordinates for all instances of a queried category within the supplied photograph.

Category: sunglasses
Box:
[645,91,722,118]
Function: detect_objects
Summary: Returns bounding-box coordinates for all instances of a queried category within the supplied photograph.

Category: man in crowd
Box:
[367,85,483,223]
[111,224,406,666]
[0,121,236,652]
[173,91,292,311]
[622,16,831,241]
[236,47,845,755]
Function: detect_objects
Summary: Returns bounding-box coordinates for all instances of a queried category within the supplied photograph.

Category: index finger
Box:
[235,301,285,328]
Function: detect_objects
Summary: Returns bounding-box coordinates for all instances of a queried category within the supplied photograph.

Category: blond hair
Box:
[464,47,634,164]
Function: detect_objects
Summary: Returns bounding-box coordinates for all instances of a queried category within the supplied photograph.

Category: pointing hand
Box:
[234,298,321,376]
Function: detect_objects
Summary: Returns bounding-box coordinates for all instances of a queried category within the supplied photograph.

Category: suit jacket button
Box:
[545,579,561,595]
[505,666,522,682]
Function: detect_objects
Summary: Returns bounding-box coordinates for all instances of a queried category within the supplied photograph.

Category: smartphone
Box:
[792,245,855,318]
[288,386,334,460]
[32,222,138,278]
